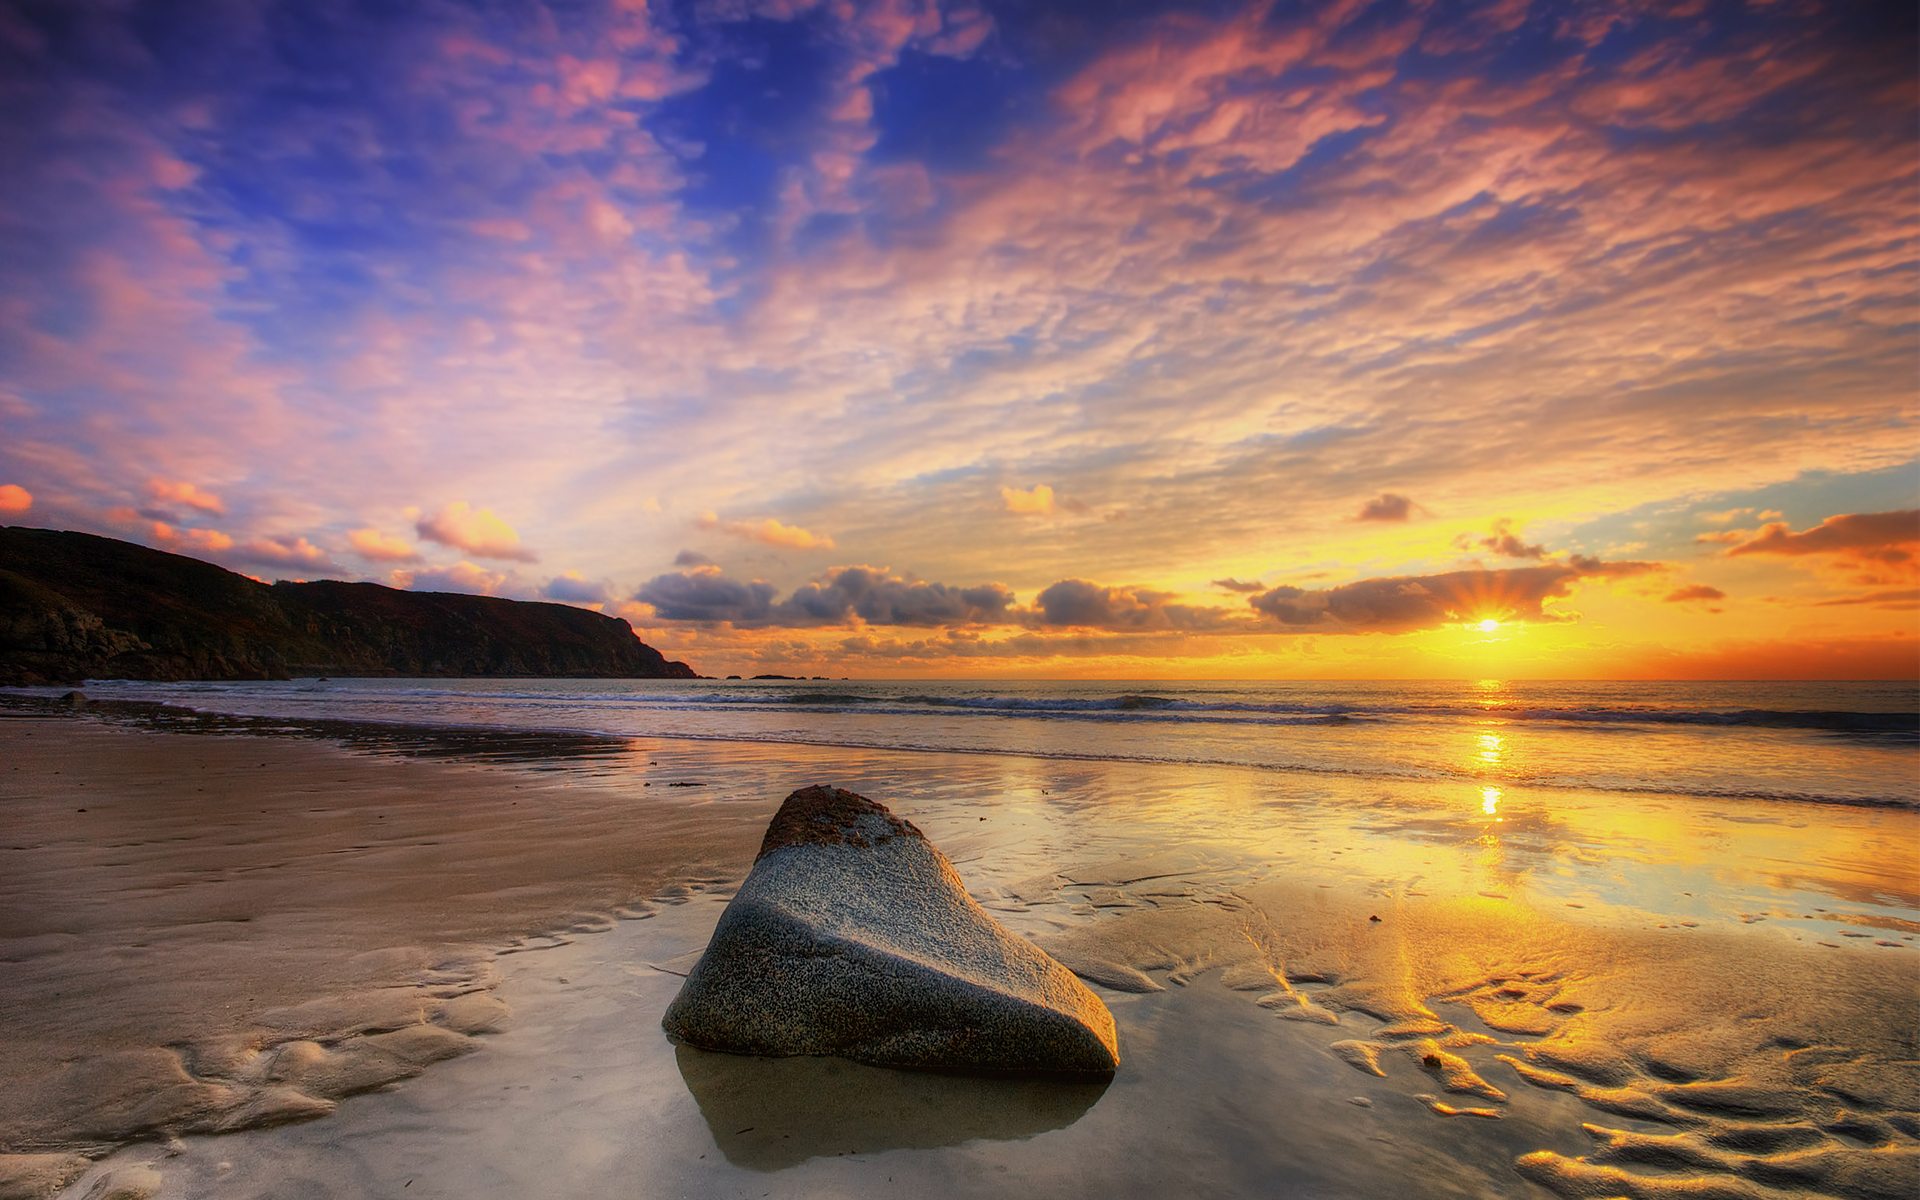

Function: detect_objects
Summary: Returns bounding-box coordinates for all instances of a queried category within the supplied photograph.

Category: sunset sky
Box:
[1,0,1914,679]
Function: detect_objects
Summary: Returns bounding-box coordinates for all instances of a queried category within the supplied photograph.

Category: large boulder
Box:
[662,786,1119,1076]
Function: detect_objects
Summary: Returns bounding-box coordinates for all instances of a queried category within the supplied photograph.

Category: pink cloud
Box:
[148,477,224,515]
[0,484,30,514]
[235,535,332,569]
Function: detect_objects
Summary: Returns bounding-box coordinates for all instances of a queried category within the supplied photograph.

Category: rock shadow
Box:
[674,1044,1109,1170]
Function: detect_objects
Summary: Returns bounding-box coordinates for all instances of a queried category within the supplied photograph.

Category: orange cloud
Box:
[1725,510,1918,563]
[1002,485,1055,515]
[1475,518,1546,560]
[1252,558,1662,632]
[148,477,225,514]
[237,536,331,569]
[1664,584,1727,603]
[149,521,233,553]
[696,512,835,550]
[1356,493,1424,521]
[389,561,508,595]
[0,484,30,514]
[1034,579,1241,631]
[349,528,424,563]
[1810,588,1919,610]
[415,502,536,561]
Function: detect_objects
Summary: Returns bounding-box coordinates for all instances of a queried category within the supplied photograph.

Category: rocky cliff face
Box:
[0,527,698,684]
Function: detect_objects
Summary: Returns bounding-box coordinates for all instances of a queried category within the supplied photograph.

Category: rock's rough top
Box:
[663,786,1119,1076]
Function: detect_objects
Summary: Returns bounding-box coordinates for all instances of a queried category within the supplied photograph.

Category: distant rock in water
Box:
[662,786,1119,1076]
[0,526,699,684]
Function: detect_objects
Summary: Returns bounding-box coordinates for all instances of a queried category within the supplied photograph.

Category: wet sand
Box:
[2,707,1917,1199]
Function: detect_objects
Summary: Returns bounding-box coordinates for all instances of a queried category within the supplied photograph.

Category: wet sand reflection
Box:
[674,1043,1110,1169]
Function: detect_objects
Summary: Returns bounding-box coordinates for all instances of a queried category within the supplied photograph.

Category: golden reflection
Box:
[1476,732,1504,765]
[1481,786,1501,817]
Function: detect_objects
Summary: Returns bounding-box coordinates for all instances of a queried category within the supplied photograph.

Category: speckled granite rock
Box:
[662,786,1119,1076]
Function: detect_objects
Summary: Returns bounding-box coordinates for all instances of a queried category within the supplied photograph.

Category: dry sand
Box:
[2,707,1916,1199]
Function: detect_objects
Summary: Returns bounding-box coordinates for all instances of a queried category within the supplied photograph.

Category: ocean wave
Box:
[25,692,1910,811]
[746,693,1916,736]
[49,680,1919,735]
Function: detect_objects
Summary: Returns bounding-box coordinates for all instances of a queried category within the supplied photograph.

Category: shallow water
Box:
[4,701,1916,1199]
[65,894,1634,1200]
[32,677,1920,807]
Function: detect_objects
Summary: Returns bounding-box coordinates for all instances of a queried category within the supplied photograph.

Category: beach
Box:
[2,690,1917,1199]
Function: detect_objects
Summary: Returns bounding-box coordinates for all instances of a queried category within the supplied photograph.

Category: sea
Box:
[37,677,1920,809]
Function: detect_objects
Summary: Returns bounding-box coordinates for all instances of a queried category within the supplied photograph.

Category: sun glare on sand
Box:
[1477,619,1500,632]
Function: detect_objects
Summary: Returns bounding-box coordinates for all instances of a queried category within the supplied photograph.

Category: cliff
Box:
[0,527,698,684]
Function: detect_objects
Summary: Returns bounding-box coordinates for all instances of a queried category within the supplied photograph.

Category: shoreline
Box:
[7,688,1916,811]
[2,706,1916,1198]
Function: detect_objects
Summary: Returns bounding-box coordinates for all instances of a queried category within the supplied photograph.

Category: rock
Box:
[80,1165,162,1200]
[663,786,1119,1076]
[0,1153,91,1200]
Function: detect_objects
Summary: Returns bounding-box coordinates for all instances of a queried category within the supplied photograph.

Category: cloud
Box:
[696,513,835,550]
[1211,577,1265,593]
[1725,510,1918,563]
[1356,494,1424,522]
[778,566,1016,627]
[1033,579,1239,631]
[542,571,614,605]
[1810,588,1920,610]
[415,502,537,562]
[233,536,334,571]
[391,561,509,596]
[349,528,423,563]
[0,0,1910,680]
[148,522,234,555]
[636,564,1016,627]
[1476,519,1546,561]
[148,478,225,515]
[673,549,715,568]
[1251,557,1662,633]
[634,566,778,623]
[0,484,29,514]
[1665,584,1727,603]
[1002,485,1055,516]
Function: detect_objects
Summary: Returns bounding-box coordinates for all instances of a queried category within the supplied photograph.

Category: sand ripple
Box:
[1037,876,1920,1200]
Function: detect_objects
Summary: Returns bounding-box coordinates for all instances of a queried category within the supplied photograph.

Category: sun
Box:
[1477,618,1500,632]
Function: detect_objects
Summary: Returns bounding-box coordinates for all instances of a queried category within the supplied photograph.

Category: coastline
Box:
[2,704,1916,1199]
